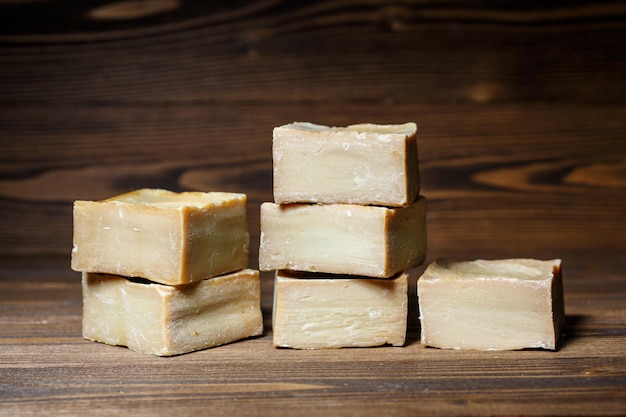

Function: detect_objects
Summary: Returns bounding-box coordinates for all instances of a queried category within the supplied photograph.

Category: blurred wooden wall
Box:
[1,1,625,267]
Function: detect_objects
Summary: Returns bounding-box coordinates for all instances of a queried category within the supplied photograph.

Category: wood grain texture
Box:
[0,2,625,414]
[1,1,625,259]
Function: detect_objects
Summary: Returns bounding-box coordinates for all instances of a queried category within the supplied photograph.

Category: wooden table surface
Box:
[0,251,625,416]
[1,1,625,415]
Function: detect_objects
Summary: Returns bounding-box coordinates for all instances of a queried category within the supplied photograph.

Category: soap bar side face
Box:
[387,196,427,273]
[72,199,183,281]
[273,271,408,349]
[259,201,426,277]
[550,261,566,342]
[82,273,168,354]
[183,200,249,281]
[82,269,263,356]
[273,122,419,206]
[260,203,386,276]
[166,269,263,354]
[417,258,564,351]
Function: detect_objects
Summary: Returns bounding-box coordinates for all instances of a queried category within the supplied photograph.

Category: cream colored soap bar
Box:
[72,188,249,286]
[259,197,426,278]
[417,258,565,351]
[273,271,408,349]
[82,269,263,356]
[273,122,419,206]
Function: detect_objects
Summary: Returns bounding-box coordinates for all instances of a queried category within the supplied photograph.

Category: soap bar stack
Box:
[71,188,263,356]
[260,122,427,349]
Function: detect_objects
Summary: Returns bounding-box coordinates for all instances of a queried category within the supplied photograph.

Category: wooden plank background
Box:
[1,2,625,416]
[1,0,625,264]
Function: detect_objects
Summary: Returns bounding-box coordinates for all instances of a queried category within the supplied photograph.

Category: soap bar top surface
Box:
[72,188,249,285]
[273,270,408,349]
[273,122,419,206]
[418,258,565,351]
[108,188,246,208]
[82,268,263,356]
[425,258,561,281]
[282,121,417,135]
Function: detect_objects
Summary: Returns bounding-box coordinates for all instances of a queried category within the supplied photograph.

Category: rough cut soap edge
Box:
[275,121,417,136]
[101,188,247,206]
[551,260,566,349]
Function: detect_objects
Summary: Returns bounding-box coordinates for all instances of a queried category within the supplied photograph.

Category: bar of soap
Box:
[72,188,249,286]
[417,258,565,351]
[82,269,263,356]
[273,122,419,207]
[259,197,426,278]
[273,270,408,349]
